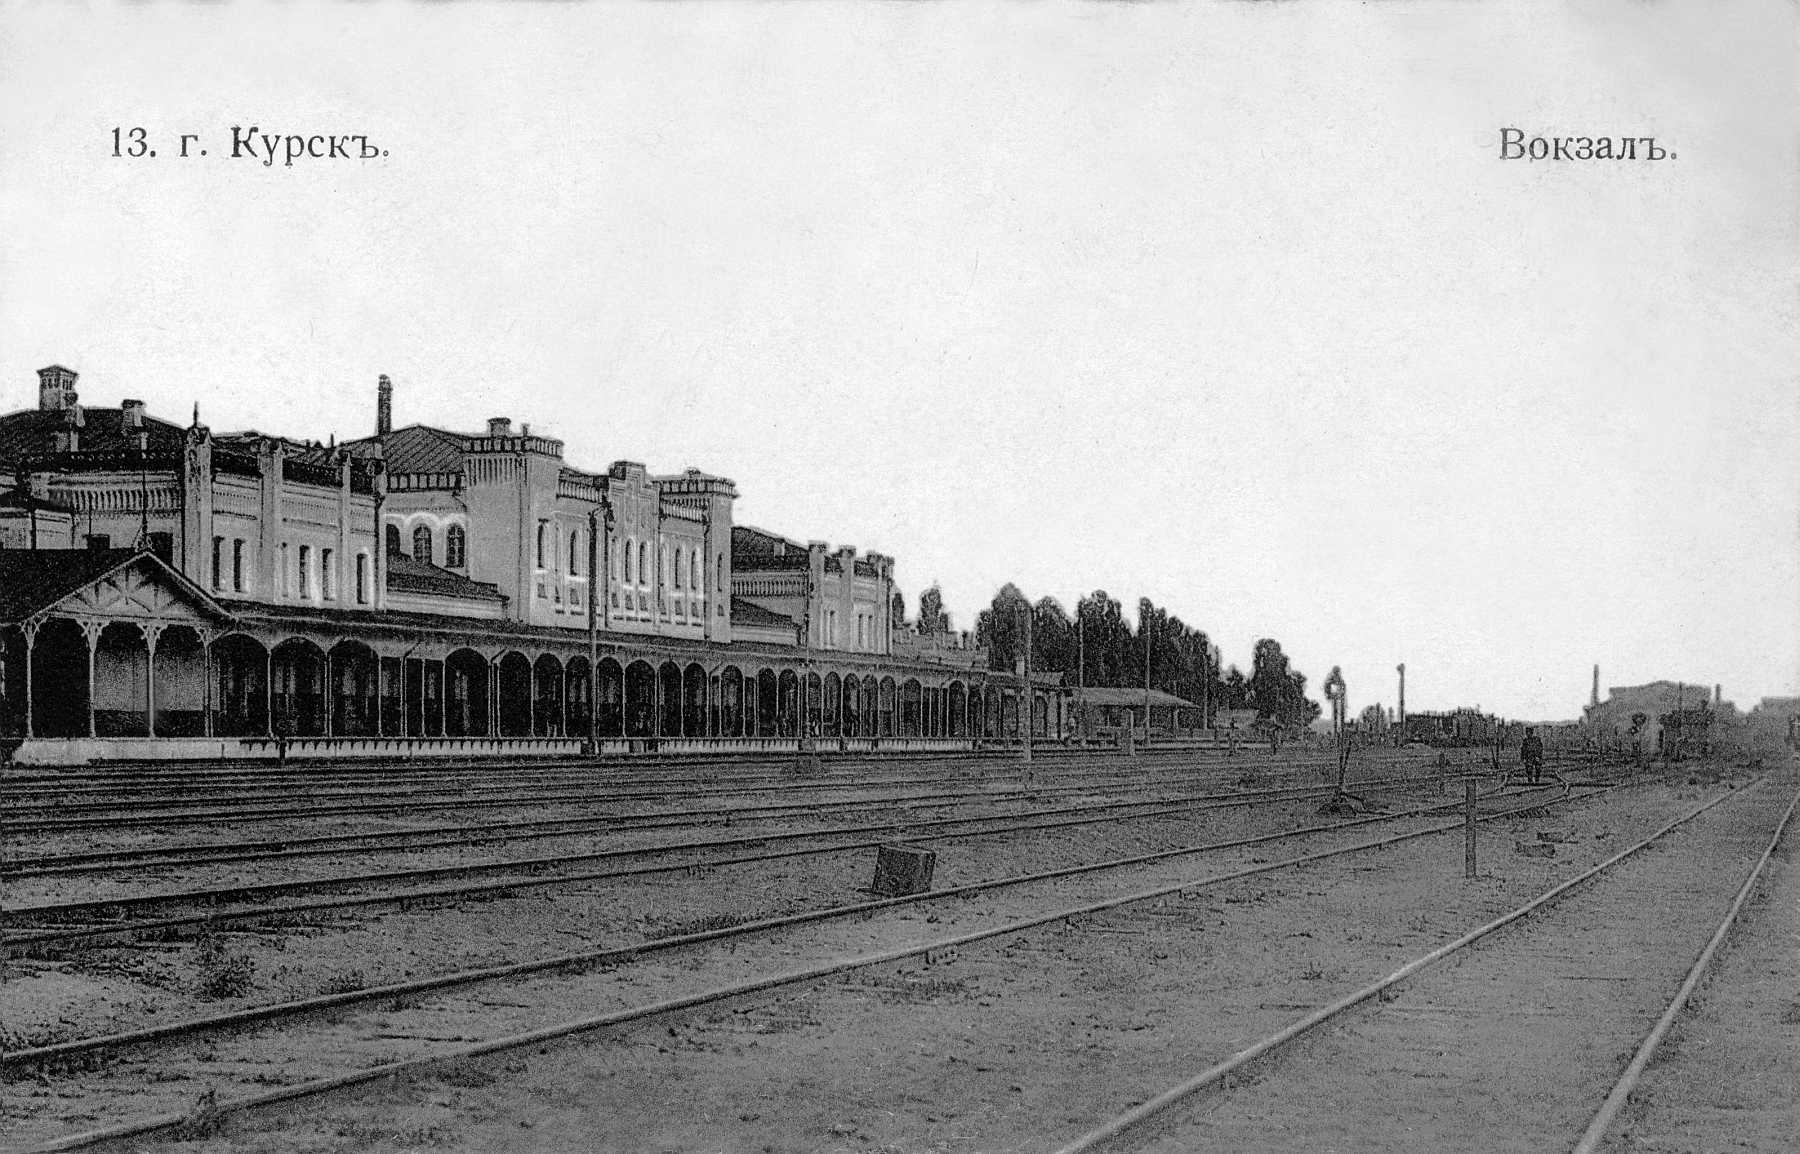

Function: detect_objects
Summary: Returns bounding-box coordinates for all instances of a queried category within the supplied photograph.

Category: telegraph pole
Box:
[1020,601,1033,768]
[1142,608,1153,744]
[1076,600,1085,739]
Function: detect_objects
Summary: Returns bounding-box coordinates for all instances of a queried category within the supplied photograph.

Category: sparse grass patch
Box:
[436,1060,499,1089]
[318,968,368,996]
[656,911,754,939]
[168,1088,225,1140]
[193,935,255,1000]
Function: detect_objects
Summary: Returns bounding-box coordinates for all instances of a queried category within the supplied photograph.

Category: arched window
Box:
[413,525,433,566]
[445,524,466,568]
[623,537,634,584]
[385,524,401,556]
[569,530,581,576]
[692,550,701,592]
[673,546,683,589]
[535,522,547,569]
[717,555,725,592]
[638,541,648,585]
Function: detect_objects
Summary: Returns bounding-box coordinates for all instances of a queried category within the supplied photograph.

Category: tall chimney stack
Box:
[1591,664,1600,708]
[377,374,393,436]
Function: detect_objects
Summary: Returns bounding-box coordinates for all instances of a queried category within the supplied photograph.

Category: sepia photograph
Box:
[1,2,1796,1151]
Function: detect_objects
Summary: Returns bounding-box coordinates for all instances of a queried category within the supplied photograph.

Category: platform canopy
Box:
[0,548,233,629]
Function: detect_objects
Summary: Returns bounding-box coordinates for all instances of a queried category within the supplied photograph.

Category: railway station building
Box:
[0,365,1068,763]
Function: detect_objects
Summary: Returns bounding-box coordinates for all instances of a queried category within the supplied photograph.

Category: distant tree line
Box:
[897,583,1325,730]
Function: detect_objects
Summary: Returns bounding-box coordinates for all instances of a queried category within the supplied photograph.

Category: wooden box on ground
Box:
[873,844,937,896]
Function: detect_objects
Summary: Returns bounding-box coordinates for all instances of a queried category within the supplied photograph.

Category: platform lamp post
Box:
[798,567,819,769]
[586,492,614,752]
[1396,662,1406,748]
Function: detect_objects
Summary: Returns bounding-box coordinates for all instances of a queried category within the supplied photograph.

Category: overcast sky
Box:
[3,1,1794,721]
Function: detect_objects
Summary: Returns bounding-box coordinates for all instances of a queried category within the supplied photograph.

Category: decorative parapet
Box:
[390,471,465,493]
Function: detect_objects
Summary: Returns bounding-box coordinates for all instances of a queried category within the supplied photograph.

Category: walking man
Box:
[1521,726,1545,785]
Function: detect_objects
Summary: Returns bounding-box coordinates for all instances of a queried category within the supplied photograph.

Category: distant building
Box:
[1401,707,1500,747]
[1584,681,1724,753]
[1070,687,1202,732]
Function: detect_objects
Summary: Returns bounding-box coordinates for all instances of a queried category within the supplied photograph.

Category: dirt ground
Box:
[2,752,1782,1154]
[0,752,1771,1144]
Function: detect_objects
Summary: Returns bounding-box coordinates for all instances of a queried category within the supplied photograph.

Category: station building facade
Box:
[0,365,1065,762]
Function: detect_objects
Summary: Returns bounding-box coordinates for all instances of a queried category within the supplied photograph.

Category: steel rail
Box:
[2,765,1448,879]
[1046,777,1783,1154]
[0,745,1260,795]
[0,754,1167,813]
[5,785,1585,1076]
[3,752,1353,842]
[4,775,1463,946]
[0,755,1323,832]
[1569,780,1800,1154]
[0,779,1190,876]
[10,786,1602,1154]
[0,746,1426,800]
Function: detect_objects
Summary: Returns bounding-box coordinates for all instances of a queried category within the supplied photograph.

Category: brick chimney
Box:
[122,399,145,428]
[37,365,78,412]
[487,417,512,437]
[377,374,393,436]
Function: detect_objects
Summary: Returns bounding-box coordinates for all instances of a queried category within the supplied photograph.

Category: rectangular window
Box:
[86,534,110,551]
[232,540,245,592]
[212,536,224,588]
[321,548,335,600]
[355,554,368,604]
[280,543,289,594]
[298,544,311,598]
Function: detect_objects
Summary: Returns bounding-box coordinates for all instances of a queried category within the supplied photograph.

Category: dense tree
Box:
[890,590,907,631]
[1222,665,1249,711]
[1072,590,1132,688]
[1247,638,1318,728]
[974,583,1032,672]
[971,586,1316,729]
[917,585,950,635]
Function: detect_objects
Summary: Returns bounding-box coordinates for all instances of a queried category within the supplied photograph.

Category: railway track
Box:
[2,778,1596,1152]
[1050,773,1798,1153]
[0,751,1395,834]
[1,744,1535,809]
[5,771,1474,947]
[0,753,1469,879]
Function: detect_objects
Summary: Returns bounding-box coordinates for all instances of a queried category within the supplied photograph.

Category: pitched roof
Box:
[369,424,468,474]
[0,548,231,624]
[729,596,797,630]
[1072,687,1200,709]
[385,552,505,602]
[0,407,187,466]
